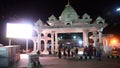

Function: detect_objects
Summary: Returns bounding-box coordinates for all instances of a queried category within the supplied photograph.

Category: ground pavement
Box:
[36,55,120,68]
[8,54,120,68]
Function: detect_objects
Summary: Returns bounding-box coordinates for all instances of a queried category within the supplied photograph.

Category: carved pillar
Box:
[104,37,109,46]
[98,28,103,44]
[38,31,41,52]
[33,37,37,51]
[51,31,55,53]
[55,32,58,51]
[83,30,89,47]
[43,33,48,54]
[44,40,48,52]
[93,31,97,47]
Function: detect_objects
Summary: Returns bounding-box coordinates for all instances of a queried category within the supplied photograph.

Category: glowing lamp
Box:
[116,8,120,11]
[73,36,76,39]
[6,23,33,52]
[78,51,83,55]
[110,38,118,45]
[78,40,83,44]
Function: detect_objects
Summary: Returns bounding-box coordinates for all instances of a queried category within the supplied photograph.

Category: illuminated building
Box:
[32,2,107,54]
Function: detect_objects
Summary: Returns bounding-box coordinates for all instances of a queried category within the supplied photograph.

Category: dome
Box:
[35,18,43,27]
[59,4,79,22]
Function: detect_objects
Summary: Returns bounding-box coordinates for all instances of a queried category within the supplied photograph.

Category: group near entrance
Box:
[31,1,114,57]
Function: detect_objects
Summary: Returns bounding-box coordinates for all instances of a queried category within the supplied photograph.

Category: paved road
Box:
[38,56,120,68]
[9,54,120,68]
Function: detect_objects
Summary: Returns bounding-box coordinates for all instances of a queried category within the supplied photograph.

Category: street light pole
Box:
[8,38,11,46]
[26,39,28,53]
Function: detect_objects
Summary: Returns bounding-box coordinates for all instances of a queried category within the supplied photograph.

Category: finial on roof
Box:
[68,0,70,5]
[66,0,70,6]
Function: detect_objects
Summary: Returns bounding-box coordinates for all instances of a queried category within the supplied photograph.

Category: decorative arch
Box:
[88,32,94,45]
[47,33,51,37]
[32,30,38,37]
[66,23,71,25]
[96,16,105,24]
[41,33,44,37]
[82,13,90,19]
[97,21,104,24]
[41,40,44,52]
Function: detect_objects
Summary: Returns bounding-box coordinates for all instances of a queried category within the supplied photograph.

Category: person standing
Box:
[95,42,102,61]
[75,47,78,57]
[88,45,93,57]
[93,47,96,56]
[58,49,62,59]
[67,48,70,57]
[63,47,67,58]
[71,48,74,58]
[84,46,88,56]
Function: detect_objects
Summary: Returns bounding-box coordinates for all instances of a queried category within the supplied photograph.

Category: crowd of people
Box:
[58,46,78,59]
[57,42,103,61]
[83,43,103,60]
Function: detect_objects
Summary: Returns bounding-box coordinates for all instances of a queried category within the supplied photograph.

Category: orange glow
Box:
[109,38,118,45]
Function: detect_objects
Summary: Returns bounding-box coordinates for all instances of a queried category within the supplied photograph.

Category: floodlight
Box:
[73,36,76,39]
[78,40,83,45]
[6,23,33,39]
[116,8,120,11]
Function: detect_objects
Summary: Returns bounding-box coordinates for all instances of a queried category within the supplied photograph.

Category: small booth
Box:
[28,53,40,68]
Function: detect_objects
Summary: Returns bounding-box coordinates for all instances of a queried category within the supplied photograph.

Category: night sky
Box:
[0,0,120,47]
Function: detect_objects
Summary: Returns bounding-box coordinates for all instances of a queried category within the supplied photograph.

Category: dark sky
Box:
[0,0,120,21]
[0,0,120,46]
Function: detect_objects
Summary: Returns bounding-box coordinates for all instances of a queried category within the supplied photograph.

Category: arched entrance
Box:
[33,2,107,54]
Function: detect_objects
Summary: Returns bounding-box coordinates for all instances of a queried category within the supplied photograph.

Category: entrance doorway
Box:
[58,33,83,48]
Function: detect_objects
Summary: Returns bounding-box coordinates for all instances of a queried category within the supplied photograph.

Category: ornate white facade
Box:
[32,3,108,54]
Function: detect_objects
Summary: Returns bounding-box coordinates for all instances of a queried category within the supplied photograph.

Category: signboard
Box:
[6,23,32,39]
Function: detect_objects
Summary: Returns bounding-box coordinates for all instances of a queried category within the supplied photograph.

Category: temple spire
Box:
[66,0,70,6]
[68,0,70,5]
